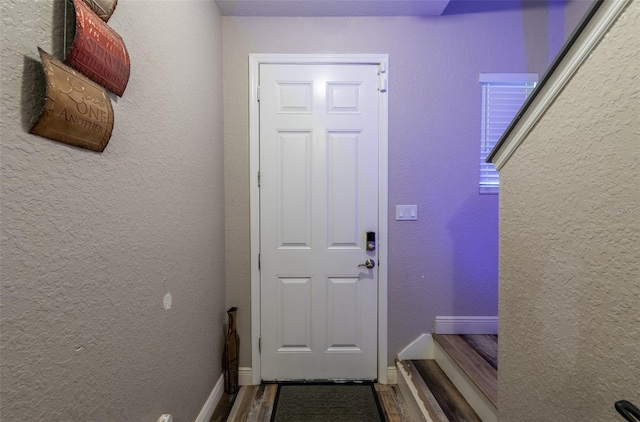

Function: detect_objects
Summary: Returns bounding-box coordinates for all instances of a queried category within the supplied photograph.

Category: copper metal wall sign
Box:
[67,0,130,96]
[82,0,118,22]
[31,48,114,152]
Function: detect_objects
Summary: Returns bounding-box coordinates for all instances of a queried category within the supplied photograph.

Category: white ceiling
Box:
[215,0,452,17]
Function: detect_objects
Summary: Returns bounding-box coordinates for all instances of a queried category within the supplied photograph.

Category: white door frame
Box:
[249,54,389,385]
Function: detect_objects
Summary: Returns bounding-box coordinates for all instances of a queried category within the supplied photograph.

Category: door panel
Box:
[327,277,362,351]
[328,131,362,249]
[276,131,311,249]
[277,277,312,351]
[260,63,379,381]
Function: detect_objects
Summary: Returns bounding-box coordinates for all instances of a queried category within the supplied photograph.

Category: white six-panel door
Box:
[259,63,380,380]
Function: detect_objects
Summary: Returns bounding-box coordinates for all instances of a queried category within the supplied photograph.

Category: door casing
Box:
[249,54,389,385]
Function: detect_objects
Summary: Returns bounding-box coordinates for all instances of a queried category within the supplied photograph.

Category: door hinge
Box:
[258,171,261,187]
[257,86,261,101]
[379,61,388,93]
[258,337,261,353]
[258,253,261,270]
[379,74,388,93]
[379,61,387,75]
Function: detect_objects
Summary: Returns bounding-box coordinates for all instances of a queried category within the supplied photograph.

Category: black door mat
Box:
[270,382,384,422]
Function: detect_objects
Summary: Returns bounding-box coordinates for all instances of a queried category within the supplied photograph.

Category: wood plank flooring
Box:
[213,335,497,421]
[210,383,413,422]
[413,360,482,422]
[398,360,449,422]
[375,384,415,422]
[433,334,498,407]
[210,391,238,422]
[460,334,498,370]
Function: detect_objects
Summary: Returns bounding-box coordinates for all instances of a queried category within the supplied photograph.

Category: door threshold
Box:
[268,379,377,384]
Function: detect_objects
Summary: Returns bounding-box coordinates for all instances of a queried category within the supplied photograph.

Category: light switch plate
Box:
[396,205,418,221]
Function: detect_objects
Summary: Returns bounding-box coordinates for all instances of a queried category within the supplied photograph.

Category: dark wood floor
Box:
[213,335,497,422]
[407,334,498,422]
[432,334,498,407]
[210,383,413,422]
[460,334,498,370]
[413,360,481,422]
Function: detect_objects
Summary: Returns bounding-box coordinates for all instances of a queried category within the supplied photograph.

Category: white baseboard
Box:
[194,373,224,422]
[239,366,397,385]
[434,316,498,335]
[239,367,254,385]
[397,334,434,360]
[386,365,398,385]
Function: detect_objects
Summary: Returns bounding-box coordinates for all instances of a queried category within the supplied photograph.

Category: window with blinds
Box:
[479,73,538,194]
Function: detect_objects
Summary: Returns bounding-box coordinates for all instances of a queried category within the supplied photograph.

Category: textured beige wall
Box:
[0,1,225,420]
[499,2,640,421]
[223,6,561,368]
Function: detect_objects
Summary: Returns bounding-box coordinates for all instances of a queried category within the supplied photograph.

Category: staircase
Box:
[396,334,498,422]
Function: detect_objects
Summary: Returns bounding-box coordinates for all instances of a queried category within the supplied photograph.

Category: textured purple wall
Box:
[223,1,573,366]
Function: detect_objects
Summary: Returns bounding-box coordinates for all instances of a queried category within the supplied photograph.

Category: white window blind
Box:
[480,73,537,194]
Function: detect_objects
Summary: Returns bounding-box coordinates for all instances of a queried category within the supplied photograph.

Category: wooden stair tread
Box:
[398,360,449,422]
[433,334,498,407]
[413,360,482,422]
[460,334,498,370]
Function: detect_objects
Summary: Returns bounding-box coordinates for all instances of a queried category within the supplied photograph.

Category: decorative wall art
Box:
[67,0,130,96]
[30,48,114,152]
[29,0,129,152]
[81,0,118,22]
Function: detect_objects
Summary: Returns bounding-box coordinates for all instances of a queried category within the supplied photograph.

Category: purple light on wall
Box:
[443,0,522,15]
[548,0,566,64]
